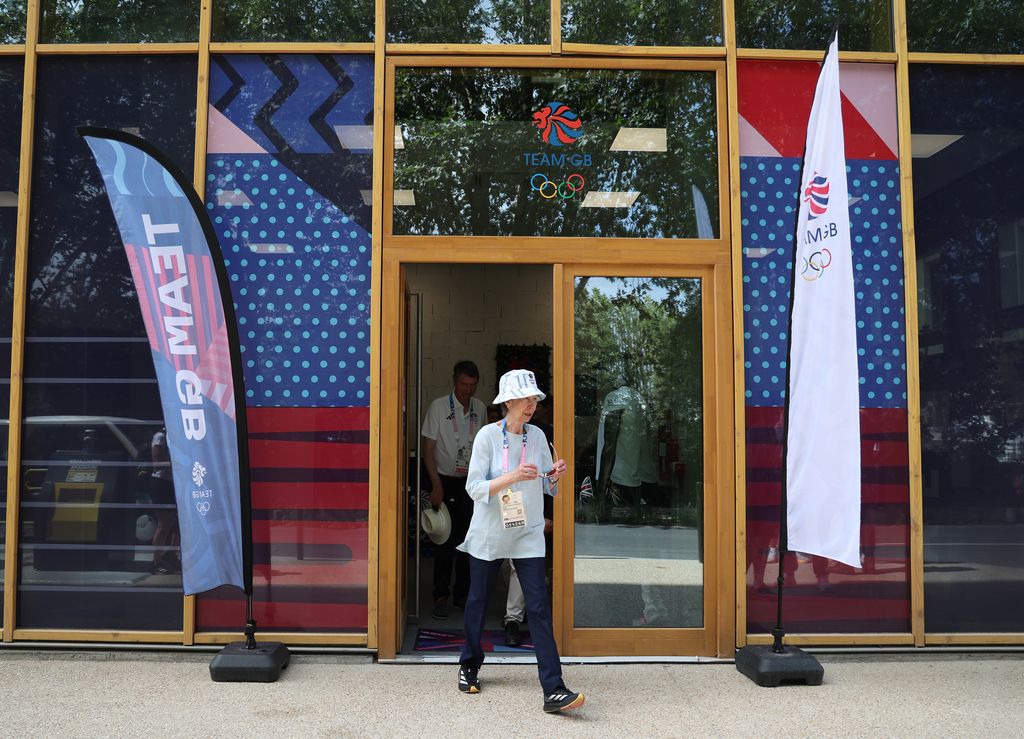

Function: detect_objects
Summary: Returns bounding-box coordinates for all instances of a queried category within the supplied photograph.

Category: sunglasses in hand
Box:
[544,443,560,478]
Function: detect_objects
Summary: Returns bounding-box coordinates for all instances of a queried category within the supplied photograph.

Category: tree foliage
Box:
[734,0,892,51]
[907,0,1024,54]
[393,67,719,238]
[387,0,547,44]
[213,0,374,42]
[912,65,1024,505]
[574,276,704,519]
[38,0,199,42]
[6,0,1024,52]
[0,0,26,43]
[562,0,722,46]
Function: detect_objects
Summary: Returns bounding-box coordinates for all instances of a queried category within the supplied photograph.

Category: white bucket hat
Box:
[421,502,451,546]
[492,369,547,405]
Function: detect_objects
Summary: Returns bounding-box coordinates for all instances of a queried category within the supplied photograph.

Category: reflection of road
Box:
[925,524,1024,572]
[575,523,699,560]
[924,524,1024,631]
[573,524,703,628]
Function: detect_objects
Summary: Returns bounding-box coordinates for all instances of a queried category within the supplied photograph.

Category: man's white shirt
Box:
[421,393,488,477]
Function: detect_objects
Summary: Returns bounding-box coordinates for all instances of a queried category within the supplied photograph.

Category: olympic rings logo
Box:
[801,248,832,281]
[530,173,586,200]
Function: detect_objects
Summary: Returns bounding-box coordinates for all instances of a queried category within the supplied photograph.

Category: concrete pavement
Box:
[0,650,1021,737]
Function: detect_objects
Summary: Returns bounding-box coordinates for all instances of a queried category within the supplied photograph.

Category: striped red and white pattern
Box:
[746,406,911,633]
[196,406,370,632]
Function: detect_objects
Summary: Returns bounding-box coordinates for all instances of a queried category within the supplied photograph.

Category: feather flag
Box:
[785,32,862,568]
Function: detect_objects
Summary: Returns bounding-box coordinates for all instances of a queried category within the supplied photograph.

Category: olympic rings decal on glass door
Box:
[530,173,586,200]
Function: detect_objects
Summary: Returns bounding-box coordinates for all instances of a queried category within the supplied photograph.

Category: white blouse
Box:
[457,421,557,561]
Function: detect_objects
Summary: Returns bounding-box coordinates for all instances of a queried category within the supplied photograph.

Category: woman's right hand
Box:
[513,463,539,483]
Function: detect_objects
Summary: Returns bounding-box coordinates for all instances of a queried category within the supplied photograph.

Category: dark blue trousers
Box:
[460,555,563,694]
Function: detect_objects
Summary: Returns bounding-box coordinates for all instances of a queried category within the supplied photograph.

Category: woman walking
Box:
[457,369,585,713]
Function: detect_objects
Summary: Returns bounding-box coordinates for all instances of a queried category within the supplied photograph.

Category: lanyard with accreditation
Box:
[449,393,477,474]
[499,419,528,529]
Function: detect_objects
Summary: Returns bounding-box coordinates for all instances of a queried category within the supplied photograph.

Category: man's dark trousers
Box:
[432,473,472,601]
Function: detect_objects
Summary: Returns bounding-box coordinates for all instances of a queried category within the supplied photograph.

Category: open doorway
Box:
[400,263,554,656]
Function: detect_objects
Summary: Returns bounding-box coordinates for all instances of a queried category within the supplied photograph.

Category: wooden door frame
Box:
[376,54,735,660]
[555,262,735,657]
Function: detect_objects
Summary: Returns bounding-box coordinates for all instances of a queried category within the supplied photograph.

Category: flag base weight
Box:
[209,620,290,682]
[735,645,824,687]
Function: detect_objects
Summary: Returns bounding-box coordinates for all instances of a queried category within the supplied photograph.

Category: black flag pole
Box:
[189,149,291,683]
[735,29,841,687]
[201,163,290,680]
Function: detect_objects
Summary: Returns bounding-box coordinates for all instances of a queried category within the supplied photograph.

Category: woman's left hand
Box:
[546,459,567,482]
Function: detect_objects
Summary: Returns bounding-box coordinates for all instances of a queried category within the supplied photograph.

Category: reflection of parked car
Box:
[17,416,162,571]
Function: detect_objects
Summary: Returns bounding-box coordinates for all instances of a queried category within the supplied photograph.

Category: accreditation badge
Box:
[454,445,471,475]
[499,489,526,529]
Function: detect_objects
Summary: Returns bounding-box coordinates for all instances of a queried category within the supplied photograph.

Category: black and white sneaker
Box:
[458,665,481,694]
[543,688,585,713]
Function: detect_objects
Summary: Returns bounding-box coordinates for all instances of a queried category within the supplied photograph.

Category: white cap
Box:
[492,369,546,405]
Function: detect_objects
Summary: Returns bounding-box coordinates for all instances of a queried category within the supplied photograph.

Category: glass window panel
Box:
[735,0,892,52]
[39,0,200,43]
[386,0,548,45]
[908,2,1024,54]
[1,0,26,43]
[573,276,704,628]
[0,57,23,619]
[739,60,911,634]
[562,0,722,47]
[197,54,373,633]
[212,0,374,43]
[394,67,719,239]
[19,55,196,630]
[911,64,1024,632]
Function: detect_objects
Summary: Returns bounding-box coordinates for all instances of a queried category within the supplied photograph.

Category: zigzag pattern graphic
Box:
[211,55,371,154]
[310,55,353,155]
[256,55,299,153]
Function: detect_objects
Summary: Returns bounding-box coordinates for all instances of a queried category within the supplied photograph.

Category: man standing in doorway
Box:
[423,360,487,619]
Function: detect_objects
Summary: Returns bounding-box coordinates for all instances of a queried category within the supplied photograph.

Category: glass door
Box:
[556,266,731,656]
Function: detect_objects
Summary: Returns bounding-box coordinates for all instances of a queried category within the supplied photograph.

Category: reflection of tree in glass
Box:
[912,65,1024,479]
[0,0,26,43]
[734,0,891,52]
[907,0,1024,54]
[574,277,703,479]
[39,0,200,42]
[562,0,722,47]
[0,59,23,333]
[394,67,719,238]
[387,0,547,44]
[213,0,374,42]
[27,57,195,336]
[919,222,1024,465]
[23,58,196,420]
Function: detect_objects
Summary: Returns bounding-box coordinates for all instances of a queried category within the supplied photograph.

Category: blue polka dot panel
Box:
[205,55,373,407]
[741,155,907,409]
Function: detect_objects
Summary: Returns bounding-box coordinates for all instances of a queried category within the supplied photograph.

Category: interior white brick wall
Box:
[405,264,552,436]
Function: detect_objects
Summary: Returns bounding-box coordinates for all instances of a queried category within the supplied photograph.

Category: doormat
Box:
[414,628,535,653]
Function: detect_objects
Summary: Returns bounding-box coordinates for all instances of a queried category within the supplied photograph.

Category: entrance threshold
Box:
[382,654,732,665]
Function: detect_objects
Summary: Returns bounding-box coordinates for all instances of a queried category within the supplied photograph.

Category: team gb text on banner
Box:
[81,128,251,595]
